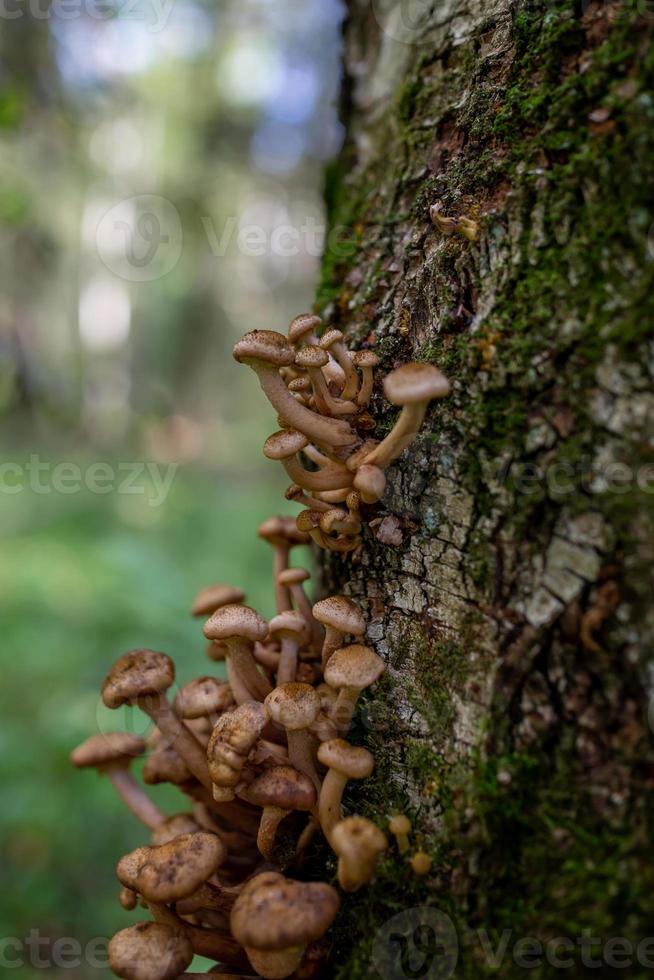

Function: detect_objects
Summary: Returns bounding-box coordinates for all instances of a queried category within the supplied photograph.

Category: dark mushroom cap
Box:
[258,515,309,547]
[268,611,311,645]
[288,313,322,345]
[173,677,234,719]
[295,346,329,369]
[108,922,193,980]
[203,604,268,644]
[233,330,296,367]
[230,872,340,951]
[102,650,174,710]
[191,583,246,617]
[383,362,450,405]
[312,596,365,637]
[264,429,309,460]
[150,813,201,846]
[265,683,321,730]
[317,738,375,779]
[239,765,316,811]
[324,644,384,691]
[70,732,145,769]
[142,745,192,786]
[135,832,226,903]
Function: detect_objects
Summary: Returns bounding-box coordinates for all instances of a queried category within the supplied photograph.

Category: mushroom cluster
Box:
[72,517,388,980]
[233,316,451,552]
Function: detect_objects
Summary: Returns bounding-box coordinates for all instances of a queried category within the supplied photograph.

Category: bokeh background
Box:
[0,2,344,974]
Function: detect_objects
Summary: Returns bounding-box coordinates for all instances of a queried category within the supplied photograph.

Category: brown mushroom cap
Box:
[135,832,226,903]
[312,596,365,638]
[108,922,193,980]
[383,362,451,405]
[268,611,311,645]
[230,872,340,951]
[288,313,322,345]
[233,330,296,368]
[150,813,201,846]
[264,429,309,461]
[317,739,375,779]
[240,765,316,811]
[265,683,321,730]
[203,604,269,644]
[278,568,310,586]
[102,650,175,709]
[70,732,146,769]
[318,328,344,350]
[191,584,246,617]
[324,644,384,690]
[295,346,329,370]
[173,677,234,719]
[331,815,387,886]
[352,350,380,368]
[142,744,192,786]
[116,846,150,890]
[258,515,309,547]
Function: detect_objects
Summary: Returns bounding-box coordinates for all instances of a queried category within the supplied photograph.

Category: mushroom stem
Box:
[137,694,214,792]
[278,454,353,493]
[285,484,332,513]
[256,806,288,859]
[226,658,257,705]
[331,688,360,734]
[107,767,166,830]
[317,768,347,845]
[287,731,321,793]
[273,544,292,614]
[277,636,300,686]
[225,637,272,702]
[321,626,344,671]
[148,903,248,967]
[362,402,429,470]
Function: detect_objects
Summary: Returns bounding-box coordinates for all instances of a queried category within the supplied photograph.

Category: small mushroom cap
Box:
[312,596,366,637]
[191,583,246,617]
[203,604,269,644]
[70,732,146,769]
[295,346,329,369]
[288,376,312,392]
[318,328,344,350]
[207,701,268,782]
[324,644,384,691]
[150,813,201,846]
[278,567,310,586]
[352,350,380,368]
[353,464,386,502]
[268,610,311,645]
[142,744,192,786]
[331,815,387,880]
[108,922,193,980]
[102,650,175,709]
[173,677,234,719]
[264,429,309,461]
[383,362,451,405]
[135,832,226,903]
[239,765,316,811]
[233,330,296,367]
[389,814,411,835]
[317,739,375,778]
[288,313,322,344]
[265,683,321,730]
[258,515,309,547]
[230,872,340,951]
[296,509,321,533]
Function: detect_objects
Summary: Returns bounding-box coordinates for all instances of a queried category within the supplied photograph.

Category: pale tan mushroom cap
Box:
[331,815,387,864]
[264,429,309,460]
[173,677,234,718]
[278,567,310,586]
[142,745,192,786]
[324,644,384,690]
[233,330,296,367]
[70,732,146,769]
[312,596,366,637]
[191,583,246,617]
[383,362,451,404]
[258,515,309,547]
[136,832,226,903]
[288,313,322,344]
[265,683,321,730]
[150,813,200,846]
[352,350,380,368]
[108,922,193,980]
[268,610,311,645]
[203,604,269,644]
[317,738,375,778]
[230,872,340,951]
[239,765,316,811]
[116,847,150,890]
[102,650,175,709]
[389,814,411,836]
[295,345,329,369]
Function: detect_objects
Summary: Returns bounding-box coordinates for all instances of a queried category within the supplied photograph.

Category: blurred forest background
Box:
[0,1,344,975]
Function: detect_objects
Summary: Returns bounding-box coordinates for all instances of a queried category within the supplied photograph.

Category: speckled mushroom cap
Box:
[258,515,309,547]
[312,596,366,638]
[264,429,309,460]
[383,362,451,405]
[278,567,310,586]
[288,313,322,345]
[150,813,200,846]
[318,328,344,350]
[294,346,329,369]
[230,872,340,952]
[268,611,311,645]
[135,832,226,903]
[239,765,316,811]
[352,350,380,368]
[70,732,145,769]
[324,644,385,691]
[203,604,269,644]
[142,745,192,786]
[265,683,321,730]
[108,922,193,980]
[233,329,296,367]
[317,739,375,779]
[191,583,246,617]
[173,677,234,719]
[102,650,175,710]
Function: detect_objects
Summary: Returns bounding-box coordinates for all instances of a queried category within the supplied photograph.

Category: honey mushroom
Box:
[203,605,272,702]
[190,583,246,664]
[264,683,321,791]
[238,765,316,858]
[312,596,366,671]
[351,349,380,407]
[295,346,358,416]
[109,922,194,980]
[263,430,353,493]
[316,739,375,844]
[318,329,359,401]
[257,515,309,614]
[173,677,234,729]
[277,567,324,654]
[331,816,388,892]
[267,609,311,685]
[206,700,268,802]
[323,643,385,733]
[388,813,412,854]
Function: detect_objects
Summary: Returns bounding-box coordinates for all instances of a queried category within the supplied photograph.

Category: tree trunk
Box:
[316,1,654,976]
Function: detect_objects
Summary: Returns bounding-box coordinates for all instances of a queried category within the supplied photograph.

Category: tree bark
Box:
[316,1,654,975]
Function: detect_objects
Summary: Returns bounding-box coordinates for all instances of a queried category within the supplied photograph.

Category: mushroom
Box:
[101,651,213,793]
[108,922,194,980]
[203,605,272,702]
[230,872,339,979]
[174,677,234,725]
[288,313,321,349]
[132,832,226,905]
[311,596,366,671]
[323,643,385,733]
[264,430,353,493]
[207,701,268,801]
[277,567,323,653]
[316,739,374,843]
[353,463,386,504]
[411,850,433,875]
[362,363,451,470]
[296,509,329,550]
[264,683,321,791]
[388,814,411,854]
[268,610,311,685]
[285,483,332,513]
[331,816,387,891]
[233,331,357,448]
[191,584,246,618]
[258,516,309,614]
[352,350,380,407]
[238,765,316,858]
[294,346,357,416]
[71,732,165,831]
[319,329,359,401]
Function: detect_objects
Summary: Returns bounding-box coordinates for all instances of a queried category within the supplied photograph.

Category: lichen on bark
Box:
[313,1,654,976]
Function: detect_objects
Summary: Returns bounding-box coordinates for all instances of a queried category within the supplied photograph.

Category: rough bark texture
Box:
[313,1,654,976]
